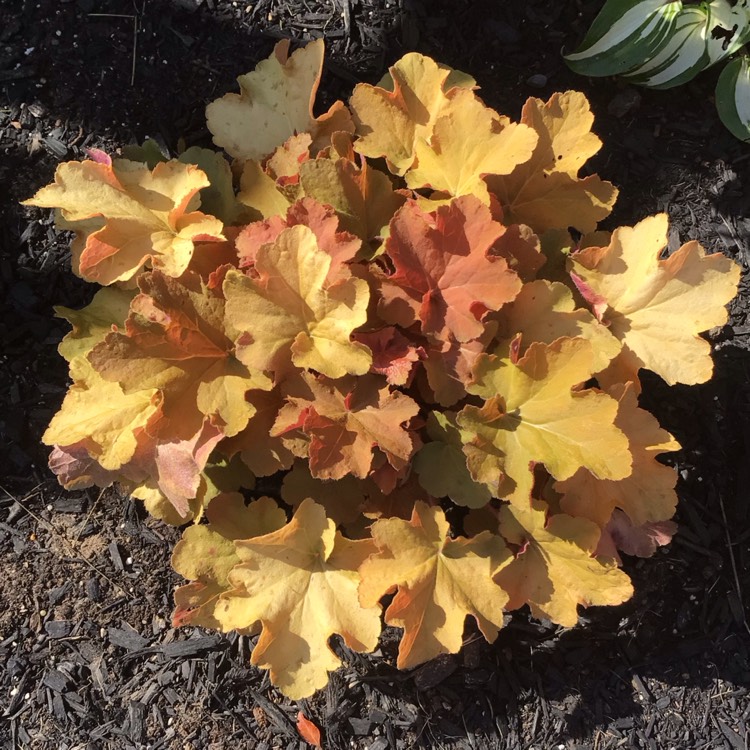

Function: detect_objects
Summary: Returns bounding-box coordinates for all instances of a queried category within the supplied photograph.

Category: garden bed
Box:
[1,0,749,748]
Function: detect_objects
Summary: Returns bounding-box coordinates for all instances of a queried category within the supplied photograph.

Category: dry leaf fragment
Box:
[215,499,381,699]
[23,159,224,285]
[457,338,631,503]
[495,500,633,626]
[297,712,322,748]
[359,502,511,669]
[206,39,353,161]
[570,214,741,386]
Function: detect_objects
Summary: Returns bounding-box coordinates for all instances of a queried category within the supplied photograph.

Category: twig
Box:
[717,488,750,637]
[87,13,139,86]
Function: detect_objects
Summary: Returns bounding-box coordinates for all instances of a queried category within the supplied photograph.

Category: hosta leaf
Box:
[206,39,353,161]
[564,0,682,77]
[556,383,679,526]
[378,196,522,342]
[495,500,633,626]
[716,55,750,143]
[623,7,711,89]
[487,92,618,234]
[406,88,538,203]
[359,502,511,669]
[23,159,224,285]
[457,338,631,503]
[223,225,372,379]
[569,214,741,385]
[89,270,271,442]
[215,499,381,699]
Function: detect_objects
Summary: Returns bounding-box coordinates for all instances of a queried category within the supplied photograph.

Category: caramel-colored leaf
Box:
[487,92,618,233]
[206,39,353,161]
[89,270,271,443]
[407,89,538,203]
[359,502,511,669]
[350,53,471,175]
[223,225,372,379]
[457,338,631,503]
[214,499,381,698]
[570,214,741,385]
[23,159,224,284]
[556,383,679,526]
[379,196,521,342]
[274,373,419,481]
[495,500,633,626]
[497,279,621,372]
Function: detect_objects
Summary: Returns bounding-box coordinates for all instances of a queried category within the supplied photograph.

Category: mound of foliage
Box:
[25,40,740,699]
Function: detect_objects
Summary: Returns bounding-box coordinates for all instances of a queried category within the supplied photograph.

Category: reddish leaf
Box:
[296,713,322,748]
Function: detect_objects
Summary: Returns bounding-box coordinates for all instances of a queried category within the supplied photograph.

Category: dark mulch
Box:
[1,0,749,748]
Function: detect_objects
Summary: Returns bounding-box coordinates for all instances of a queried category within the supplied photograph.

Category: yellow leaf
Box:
[497,279,621,372]
[350,53,471,175]
[570,214,741,385]
[359,502,511,669]
[236,159,293,220]
[206,39,353,161]
[23,159,224,285]
[214,499,381,698]
[43,357,162,471]
[56,287,135,364]
[457,338,631,503]
[89,270,271,443]
[556,383,680,526]
[487,91,618,233]
[495,500,633,626]
[406,89,538,203]
[223,225,372,379]
[172,495,286,630]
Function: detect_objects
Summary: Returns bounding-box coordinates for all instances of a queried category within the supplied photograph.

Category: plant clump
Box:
[25,40,740,699]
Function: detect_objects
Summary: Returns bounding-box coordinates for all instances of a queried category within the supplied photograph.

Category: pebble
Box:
[527,73,548,88]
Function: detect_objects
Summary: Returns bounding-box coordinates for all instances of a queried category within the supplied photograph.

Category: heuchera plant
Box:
[25,40,740,699]
[565,0,750,141]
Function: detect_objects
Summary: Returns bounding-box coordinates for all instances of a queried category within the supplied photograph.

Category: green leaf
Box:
[716,55,750,142]
[565,0,683,77]
[624,7,711,88]
[178,146,239,224]
[413,411,492,509]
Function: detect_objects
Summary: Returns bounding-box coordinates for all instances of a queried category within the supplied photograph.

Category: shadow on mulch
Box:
[2,0,749,748]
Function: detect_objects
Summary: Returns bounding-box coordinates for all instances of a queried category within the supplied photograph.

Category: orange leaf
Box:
[297,712,322,748]
[379,196,521,342]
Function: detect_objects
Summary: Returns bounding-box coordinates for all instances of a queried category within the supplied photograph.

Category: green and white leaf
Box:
[565,0,683,77]
[705,0,750,65]
[716,55,750,142]
[624,7,711,88]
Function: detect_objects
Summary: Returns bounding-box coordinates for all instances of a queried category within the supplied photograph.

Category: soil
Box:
[1,0,749,748]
